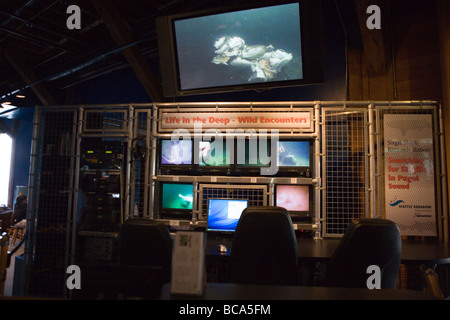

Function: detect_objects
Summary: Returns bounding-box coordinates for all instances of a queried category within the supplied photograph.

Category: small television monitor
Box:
[234,138,273,176]
[156,1,323,97]
[196,138,233,175]
[207,198,248,233]
[158,139,194,175]
[275,140,312,177]
[275,184,312,221]
[159,182,194,219]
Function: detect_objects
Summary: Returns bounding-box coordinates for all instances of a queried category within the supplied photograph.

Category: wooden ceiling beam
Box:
[2,49,58,106]
[91,0,164,102]
[349,0,394,100]
[354,0,387,76]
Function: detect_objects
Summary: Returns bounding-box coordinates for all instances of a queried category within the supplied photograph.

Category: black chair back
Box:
[75,219,173,299]
[119,218,173,268]
[326,218,401,289]
[229,206,298,285]
[118,218,173,297]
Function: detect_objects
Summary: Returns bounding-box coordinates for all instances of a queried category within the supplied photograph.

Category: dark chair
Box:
[326,218,402,289]
[229,206,299,285]
[119,218,173,269]
[75,218,173,299]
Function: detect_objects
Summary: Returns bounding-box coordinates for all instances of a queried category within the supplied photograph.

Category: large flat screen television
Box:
[156,1,323,97]
[275,184,312,221]
[207,198,248,233]
[159,182,194,219]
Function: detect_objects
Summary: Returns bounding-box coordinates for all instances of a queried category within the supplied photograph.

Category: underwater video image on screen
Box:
[236,139,271,167]
[161,139,192,165]
[173,2,303,91]
[207,198,248,232]
[275,185,309,211]
[198,140,232,166]
[161,183,194,210]
[277,141,310,167]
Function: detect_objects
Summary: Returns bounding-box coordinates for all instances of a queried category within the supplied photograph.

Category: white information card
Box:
[170,231,206,296]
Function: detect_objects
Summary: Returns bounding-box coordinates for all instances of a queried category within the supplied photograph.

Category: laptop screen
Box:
[206,198,248,233]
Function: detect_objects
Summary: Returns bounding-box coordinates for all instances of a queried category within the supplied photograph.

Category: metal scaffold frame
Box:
[22,100,448,297]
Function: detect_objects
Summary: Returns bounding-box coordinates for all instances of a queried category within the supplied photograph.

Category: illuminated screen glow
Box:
[207,198,248,232]
[277,141,310,167]
[198,140,232,166]
[162,183,194,210]
[161,140,192,165]
[275,185,309,211]
[236,139,271,167]
[173,3,302,91]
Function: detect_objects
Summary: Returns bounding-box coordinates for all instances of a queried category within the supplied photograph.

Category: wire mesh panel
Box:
[28,109,77,297]
[198,184,268,221]
[131,109,151,218]
[322,109,368,236]
[83,108,128,133]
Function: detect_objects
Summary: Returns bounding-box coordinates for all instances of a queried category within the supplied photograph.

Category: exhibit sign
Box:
[384,114,437,236]
[159,111,312,132]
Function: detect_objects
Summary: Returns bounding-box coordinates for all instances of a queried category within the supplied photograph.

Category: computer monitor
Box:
[196,139,233,175]
[206,198,248,233]
[234,138,272,176]
[275,184,312,220]
[158,139,194,175]
[275,140,312,177]
[160,139,193,165]
[159,182,194,219]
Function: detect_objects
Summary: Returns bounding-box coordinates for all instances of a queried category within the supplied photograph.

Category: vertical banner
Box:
[384,114,437,236]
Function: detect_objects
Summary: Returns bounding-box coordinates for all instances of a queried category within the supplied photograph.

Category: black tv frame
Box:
[274,139,313,177]
[157,181,194,220]
[274,184,313,221]
[233,136,274,176]
[195,137,234,176]
[157,138,196,175]
[156,0,324,98]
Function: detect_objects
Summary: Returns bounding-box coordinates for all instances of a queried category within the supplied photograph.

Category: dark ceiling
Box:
[0,0,211,106]
[0,0,363,110]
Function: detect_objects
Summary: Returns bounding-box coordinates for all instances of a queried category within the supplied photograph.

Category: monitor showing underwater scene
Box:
[161,139,193,165]
[198,140,232,166]
[275,184,309,211]
[161,183,194,210]
[173,2,303,91]
[276,141,310,167]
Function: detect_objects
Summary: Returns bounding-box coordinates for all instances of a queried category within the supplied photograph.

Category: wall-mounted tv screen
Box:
[159,139,194,175]
[275,184,312,220]
[156,1,323,97]
[207,198,248,233]
[275,140,312,177]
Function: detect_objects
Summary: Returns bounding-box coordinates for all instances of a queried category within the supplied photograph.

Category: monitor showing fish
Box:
[173,2,303,90]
